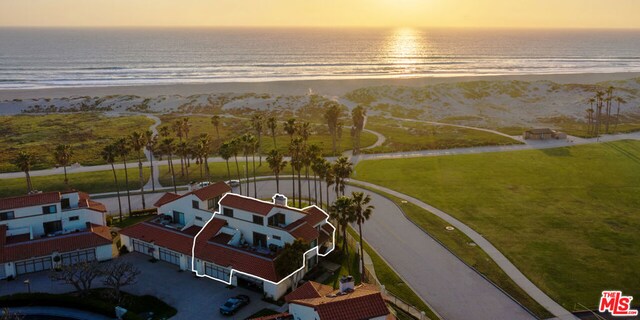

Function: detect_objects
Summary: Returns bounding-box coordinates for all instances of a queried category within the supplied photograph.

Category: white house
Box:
[120,182,335,300]
[0,190,113,280]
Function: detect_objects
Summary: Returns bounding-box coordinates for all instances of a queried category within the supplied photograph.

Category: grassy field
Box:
[362,116,521,154]
[0,113,154,172]
[0,168,150,198]
[354,140,640,311]
[159,114,377,156]
[535,115,640,138]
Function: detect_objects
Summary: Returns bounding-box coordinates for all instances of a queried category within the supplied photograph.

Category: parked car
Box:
[219,294,250,315]
[227,180,240,187]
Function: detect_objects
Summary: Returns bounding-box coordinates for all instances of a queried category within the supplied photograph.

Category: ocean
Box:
[0,27,639,89]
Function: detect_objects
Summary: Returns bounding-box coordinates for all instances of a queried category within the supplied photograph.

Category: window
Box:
[69,216,79,221]
[195,216,203,221]
[61,249,96,265]
[132,239,154,256]
[268,213,286,227]
[253,215,264,225]
[253,232,267,248]
[60,198,71,210]
[272,235,281,241]
[192,200,199,209]
[0,211,14,221]
[207,198,219,210]
[204,262,231,281]
[15,257,52,275]
[223,208,234,217]
[159,248,181,266]
[43,220,63,234]
[173,211,185,225]
[42,205,57,214]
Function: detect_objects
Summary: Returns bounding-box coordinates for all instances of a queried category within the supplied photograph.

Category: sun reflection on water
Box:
[387,28,423,68]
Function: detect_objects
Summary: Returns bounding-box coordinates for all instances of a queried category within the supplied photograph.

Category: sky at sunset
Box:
[1,0,639,29]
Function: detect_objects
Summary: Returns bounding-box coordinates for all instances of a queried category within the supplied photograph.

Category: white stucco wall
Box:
[289,303,319,320]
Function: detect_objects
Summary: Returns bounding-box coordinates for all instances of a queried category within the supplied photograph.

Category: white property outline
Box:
[190,193,336,287]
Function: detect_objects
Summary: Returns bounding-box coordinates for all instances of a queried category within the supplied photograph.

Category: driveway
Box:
[0,253,277,320]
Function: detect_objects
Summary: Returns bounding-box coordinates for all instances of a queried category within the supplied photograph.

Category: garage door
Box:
[159,248,181,266]
[16,257,53,275]
[132,239,154,256]
[61,249,96,265]
[0,263,6,279]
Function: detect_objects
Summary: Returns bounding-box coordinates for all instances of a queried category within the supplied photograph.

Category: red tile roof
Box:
[289,283,390,320]
[0,223,113,263]
[248,312,292,320]
[288,222,319,243]
[285,281,334,302]
[301,206,329,226]
[119,221,201,256]
[153,193,181,207]
[219,194,275,216]
[79,199,107,212]
[0,192,61,211]
[191,182,232,201]
[194,218,280,282]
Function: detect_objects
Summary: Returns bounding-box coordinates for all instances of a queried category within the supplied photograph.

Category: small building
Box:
[254,277,393,320]
[523,128,567,140]
[0,191,113,279]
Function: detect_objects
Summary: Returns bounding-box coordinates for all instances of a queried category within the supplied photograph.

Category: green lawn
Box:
[535,115,640,138]
[0,113,154,172]
[362,116,521,154]
[354,140,640,311]
[0,167,150,198]
[159,115,378,156]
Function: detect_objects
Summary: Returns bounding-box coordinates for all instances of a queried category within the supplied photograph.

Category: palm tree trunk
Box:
[318,179,323,209]
[185,158,190,181]
[205,157,210,179]
[111,163,123,222]
[234,155,242,195]
[342,225,348,254]
[123,160,132,214]
[180,156,185,177]
[358,221,365,282]
[305,167,311,204]
[63,165,68,186]
[138,154,146,209]
[149,153,155,192]
[326,184,330,209]
[252,153,257,198]
[275,172,280,194]
[272,134,277,149]
[292,166,296,205]
[24,170,32,193]
[225,160,231,181]
[244,154,250,196]
[297,169,302,208]
[168,157,177,193]
[313,173,318,204]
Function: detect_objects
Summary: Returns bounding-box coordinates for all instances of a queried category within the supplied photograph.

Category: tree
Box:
[329,196,355,254]
[267,116,278,148]
[587,97,596,135]
[595,90,605,137]
[50,261,102,297]
[332,156,353,197]
[267,149,287,194]
[198,133,213,178]
[351,105,366,155]
[284,118,297,142]
[605,86,614,133]
[53,144,73,187]
[12,151,36,193]
[158,125,171,138]
[240,133,257,197]
[129,131,147,209]
[312,158,330,209]
[305,144,321,203]
[177,141,190,178]
[299,122,311,143]
[324,102,342,155]
[211,115,221,141]
[219,142,233,181]
[251,113,264,165]
[160,138,178,193]
[289,138,304,208]
[101,144,123,219]
[324,165,335,209]
[173,120,186,174]
[144,130,157,191]
[115,138,132,215]
[229,138,243,195]
[350,192,374,281]
[274,239,309,291]
[614,96,626,130]
[102,261,141,304]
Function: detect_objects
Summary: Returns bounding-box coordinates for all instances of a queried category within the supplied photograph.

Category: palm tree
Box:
[229,138,243,195]
[115,138,133,214]
[129,131,147,209]
[312,158,329,208]
[284,118,297,143]
[333,156,353,197]
[12,151,36,193]
[219,142,233,181]
[614,96,626,130]
[329,196,355,254]
[587,97,596,135]
[144,130,157,191]
[324,165,335,209]
[53,144,73,186]
[289,138,304,207]
[158,126,171,138]
[605,86,614,133]
[266,149,287,193]
[351,191,374,281]
[240,133,256,197]
[299,122,311,143]
[192,138,207,179]
[351,106,366,155]
[160,138,178,193]
[267,117,278,148]
[305,144,321,203]
[595,91,605,137]
[177,141,190,179]
[173,120,185,174]
[211,115,221,141]
[101,144,122,220]
[251,113,264,165]
[324,102,342,155]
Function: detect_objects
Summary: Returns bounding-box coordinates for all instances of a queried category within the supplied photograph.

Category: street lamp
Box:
[23,279,31,293]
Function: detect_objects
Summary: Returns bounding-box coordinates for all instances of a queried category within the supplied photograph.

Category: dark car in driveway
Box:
[219,294,251,316]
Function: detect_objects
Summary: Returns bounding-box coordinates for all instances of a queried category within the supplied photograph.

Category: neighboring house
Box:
[523,128,567,140]
[251,276,392,320]
[192,193,335,300]
[120,182,335,300]
[119,181,232,271]
[0,191,113,280]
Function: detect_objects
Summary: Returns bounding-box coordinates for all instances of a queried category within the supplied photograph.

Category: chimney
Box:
[339,275,355,293]
[273,194,287,206]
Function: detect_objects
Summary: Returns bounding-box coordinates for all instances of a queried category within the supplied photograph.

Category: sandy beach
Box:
[2,72,640,100]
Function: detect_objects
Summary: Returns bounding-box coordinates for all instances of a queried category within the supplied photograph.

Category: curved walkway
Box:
[388,116,523,141]
[349,179,577,320]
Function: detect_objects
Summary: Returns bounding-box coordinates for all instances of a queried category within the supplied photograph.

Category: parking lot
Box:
[0,253,281,320]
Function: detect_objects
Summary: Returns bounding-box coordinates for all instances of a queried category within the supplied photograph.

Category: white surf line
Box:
[190,193,336,288]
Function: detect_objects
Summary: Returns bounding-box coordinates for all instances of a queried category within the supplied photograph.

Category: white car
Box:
[227,180,240,187]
